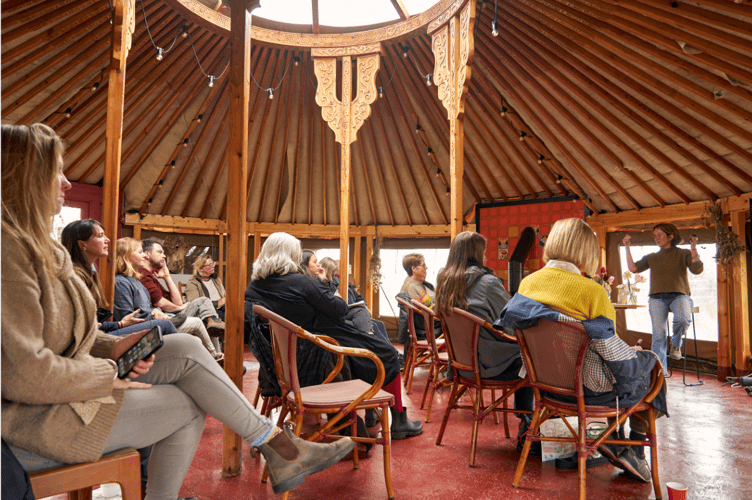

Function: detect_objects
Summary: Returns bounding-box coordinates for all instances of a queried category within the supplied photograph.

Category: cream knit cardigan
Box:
[1,230,124,464]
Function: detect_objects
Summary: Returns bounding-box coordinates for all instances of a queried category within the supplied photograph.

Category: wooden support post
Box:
[222,0,258,476]
[730,211,751,374]
[101,0,134,306]
[313,45,381,297]
[354,230,362,289]
[428,0,475,240]
[365,233,375,311]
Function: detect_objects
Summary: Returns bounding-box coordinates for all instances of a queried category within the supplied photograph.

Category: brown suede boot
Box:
[255,426,355,494]
[205,317,225,337]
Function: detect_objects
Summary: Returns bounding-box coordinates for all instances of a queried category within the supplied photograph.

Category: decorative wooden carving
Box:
[428,0,475,238]
[313,48,380,296]
[165,0,455,47]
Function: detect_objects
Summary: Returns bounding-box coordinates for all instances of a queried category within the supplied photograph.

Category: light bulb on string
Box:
[267,88,274,99]
[156,48,164,61]
[426,74,432,86]
[378,87,384,98]
[208,75,215,87]
[491,21,499,37]
[181,26,189,38]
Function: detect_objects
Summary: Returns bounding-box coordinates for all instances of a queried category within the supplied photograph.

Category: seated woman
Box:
[114,237,224,363]
[1,123,354,499]
[61,219,177,337]
[496,218,667,483]
[245,233,422,439]
[185,253,226,321]
[434,231,533,439]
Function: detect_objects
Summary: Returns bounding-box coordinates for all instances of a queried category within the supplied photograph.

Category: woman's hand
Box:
[622,234,631,247]
[112,355,155,390]
[120,309,145,327]
[689,235,700,262]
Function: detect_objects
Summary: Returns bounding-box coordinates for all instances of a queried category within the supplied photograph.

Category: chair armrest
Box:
[483,321,518,343]
[642,361,666,404]
[315,335,345,385]
[295,326,386,402]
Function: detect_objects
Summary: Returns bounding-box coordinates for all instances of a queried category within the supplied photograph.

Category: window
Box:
[378,248,450,317]
[52,206,82,242]
[619,243,718,342]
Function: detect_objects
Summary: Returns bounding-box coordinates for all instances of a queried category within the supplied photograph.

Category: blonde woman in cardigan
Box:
[1,123,354,499]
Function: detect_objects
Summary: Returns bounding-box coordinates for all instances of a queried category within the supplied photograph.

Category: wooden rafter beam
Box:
[390,0,409,20]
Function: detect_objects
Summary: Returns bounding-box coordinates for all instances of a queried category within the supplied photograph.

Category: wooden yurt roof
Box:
[3,0,752,227]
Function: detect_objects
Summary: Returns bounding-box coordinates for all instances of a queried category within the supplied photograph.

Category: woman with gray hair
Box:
[245,232,423,439]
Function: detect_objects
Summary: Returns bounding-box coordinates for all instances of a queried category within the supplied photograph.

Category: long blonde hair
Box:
[435,231,487,315]
[1,123,65,275]
[542,218,600,276]
[115,237,143,279]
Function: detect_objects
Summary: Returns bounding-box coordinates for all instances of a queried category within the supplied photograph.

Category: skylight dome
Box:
[254,0,439,27]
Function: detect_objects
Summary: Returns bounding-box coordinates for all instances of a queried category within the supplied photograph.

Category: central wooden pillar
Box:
[428,0,475,239]
[313,45,381,297]
[222,0,259,476]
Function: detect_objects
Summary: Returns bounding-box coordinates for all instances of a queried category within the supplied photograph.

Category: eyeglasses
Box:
[202,262,215,268]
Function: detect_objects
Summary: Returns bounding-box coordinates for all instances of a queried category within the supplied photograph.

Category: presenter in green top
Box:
[623,223,703,375]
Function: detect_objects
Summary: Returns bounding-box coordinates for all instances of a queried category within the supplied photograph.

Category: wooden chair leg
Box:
[436,382,463,445]
[381,403,395,500]
[252,384,262,408]
[68,489,92,500]
[512,406,544,487]
[469,388,483,468]
[420,363,434,410]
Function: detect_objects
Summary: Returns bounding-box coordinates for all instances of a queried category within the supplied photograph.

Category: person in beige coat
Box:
[1,123,354,500]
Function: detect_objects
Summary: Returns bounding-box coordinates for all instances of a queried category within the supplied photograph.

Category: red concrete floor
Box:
[43,346,747,500]
[170,346,752,500]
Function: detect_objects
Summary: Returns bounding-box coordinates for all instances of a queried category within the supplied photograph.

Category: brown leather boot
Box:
[205,317,225,337]
[255,426,355,494]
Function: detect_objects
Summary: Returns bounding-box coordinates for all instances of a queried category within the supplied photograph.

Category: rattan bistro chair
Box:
[513,320,664,500]
[434,307,531,467]
[252,305,396,500]
[395,296,433,394]
[410,299,452,422]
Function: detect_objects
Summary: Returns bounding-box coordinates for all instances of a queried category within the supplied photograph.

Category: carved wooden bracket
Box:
[428,0,475,120]
[111,0,135,69]
[312,47,381,146]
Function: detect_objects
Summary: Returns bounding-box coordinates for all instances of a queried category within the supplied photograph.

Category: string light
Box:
[378,86,384,98]
[91,82,100,92]
[182,138,189,147]
[501,106,507,117]
[519,131,527,141]
[197,114,203,123]
[267,88,274,99]
[491,20,499,37]
[556,175,563,184]
[538,154,545,164]
[415,123,422,133]
[436,168,442,176]
[208,75,215,87]
[181,26,189,38]
[170,160,176,168]
[293,57,300,66]
[156,48,164,61]
[63,108,72,118]
[426,74,433,86]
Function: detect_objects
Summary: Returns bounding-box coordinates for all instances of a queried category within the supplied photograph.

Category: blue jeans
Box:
[649,293,693,374]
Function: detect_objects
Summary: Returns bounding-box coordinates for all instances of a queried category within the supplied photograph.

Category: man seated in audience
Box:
[139,238,225,337]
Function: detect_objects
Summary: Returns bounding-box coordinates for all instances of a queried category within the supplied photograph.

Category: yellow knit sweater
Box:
[517,265,616,323]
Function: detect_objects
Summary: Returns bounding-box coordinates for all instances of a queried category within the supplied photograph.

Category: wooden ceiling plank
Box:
[49,12,185,133]
[67,25,208,179]
[312,0,320,34]
[289,51,306,224]
[684,0,752,17]
[483,21,673,207]
[161,78,228,215]
[307,54,316,225]
[390,0,410,20]
[2,0,100,44]
[132,74,224,211]
[244,46,282,208]
[361,114,399,226]
[182,104,230,217]
[498,7,726,201]
[469,66,563,197]
[2,4,111,66]
[466,62,553,197]
[201,138,230,219]
[525,0,752,177]
[573,0,752,131]
[592,0,752,68]
[482,53,620,212]
[1,0,49,15]
[274,51,298,224]
[11,51,109,125]
[407,40,485,203]
[354,129,378,225]
[122,41,227,193]
[379,58,449,224]
[3,17,109,92]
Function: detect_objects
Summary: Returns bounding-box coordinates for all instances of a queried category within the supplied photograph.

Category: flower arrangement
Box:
[592,267,615,295]
[617,271,646,304]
